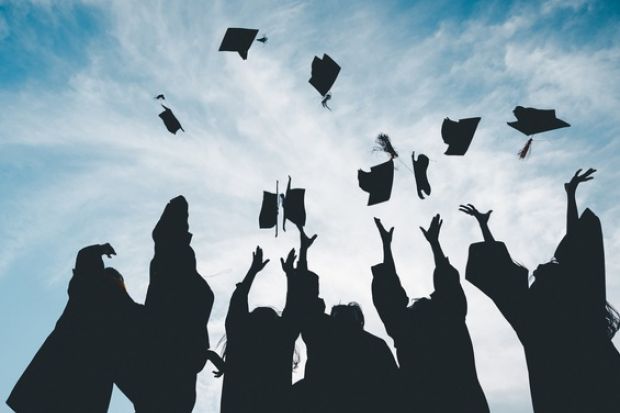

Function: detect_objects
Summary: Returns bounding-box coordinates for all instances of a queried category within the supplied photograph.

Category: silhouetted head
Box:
[249,307,280,331]
[153,195,191,246]
[104,267,126,292]
[531,260,561,290]
[330,302,365,329]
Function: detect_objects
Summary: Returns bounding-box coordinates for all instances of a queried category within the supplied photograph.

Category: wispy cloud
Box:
[1,1,619,412]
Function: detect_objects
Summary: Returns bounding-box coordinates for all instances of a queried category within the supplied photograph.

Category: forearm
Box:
[382,243,395,270]
[566,190,578,234]
[429,240,446,266]
[478,221,495,242]
[299,246,309,271]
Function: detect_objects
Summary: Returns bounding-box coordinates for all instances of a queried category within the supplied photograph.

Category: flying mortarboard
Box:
[309,54,341,97]
[507,106,570,136]
[219,28,259,60]
[259,176,307,236]
[412,152,431,199]
[358,159,394,206]
[159,105,184,134]
[441,117,481,155]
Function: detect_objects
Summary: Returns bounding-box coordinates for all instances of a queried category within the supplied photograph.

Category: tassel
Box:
[321,93,332,110]
[374,133,399,159]
[518,138,533,159]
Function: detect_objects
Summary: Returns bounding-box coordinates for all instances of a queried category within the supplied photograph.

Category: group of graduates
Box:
[6,168,620,413]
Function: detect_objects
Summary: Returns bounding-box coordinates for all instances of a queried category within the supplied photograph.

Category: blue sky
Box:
[1,0,619,412]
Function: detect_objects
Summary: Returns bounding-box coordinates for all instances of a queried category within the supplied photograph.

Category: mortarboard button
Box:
[219,28,259,60]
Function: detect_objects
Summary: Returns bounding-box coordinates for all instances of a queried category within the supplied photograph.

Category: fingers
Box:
[419,226,427,237]
[574,168,582,178]
[310,234,318,242]
[374,217,384,232]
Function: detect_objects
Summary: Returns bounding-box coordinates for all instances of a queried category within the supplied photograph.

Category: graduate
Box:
[219,246,302,413]
[7,244,141,413]
[295,226,400,413]
[462,169,620,412]
[372,215,489,413]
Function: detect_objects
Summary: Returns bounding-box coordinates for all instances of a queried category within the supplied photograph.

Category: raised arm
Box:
[297,225,318,272]
[564,168,595,235]
[459,204,494,242]
[372,218,409,341]
[225,246,269,333]
[421,214,461,294]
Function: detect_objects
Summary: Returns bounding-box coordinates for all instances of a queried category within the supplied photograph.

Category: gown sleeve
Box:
[371,263,410,343]
[430,258,467,318]
[225,283,250,339]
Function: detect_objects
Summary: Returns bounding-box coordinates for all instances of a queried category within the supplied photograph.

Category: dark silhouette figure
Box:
[309,54,340,97]
[462,169,620,413]
[293,226,401,413]
[158,104,184,134]
[219,28,259,60]
[412,151,431,199]
[358,159,395,205]
[7,244,141,413]
[139,196,214,413]
[219,246,302,413]
[441,117,481,155]
[372,216,490,413]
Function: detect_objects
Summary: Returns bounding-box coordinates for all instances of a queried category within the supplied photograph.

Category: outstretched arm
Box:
[297,225,317,272]
[372,218,409,341]
[226,246,269,332]
[564,168,595,235]
[459,204,494,242]
[420,214,447,267]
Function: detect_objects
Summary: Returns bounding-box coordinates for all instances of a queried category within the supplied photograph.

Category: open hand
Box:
[374,217,394,245]
[280,248,297,274]
[459,204,492,224]
[99,243,116,258]
[298,225,318,250]
[249,246,270,273]
[565,168,595,193]
[420,214,443,244]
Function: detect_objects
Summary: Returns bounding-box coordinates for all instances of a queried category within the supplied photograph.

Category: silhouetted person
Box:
[140,196,214,413]
[372,215,489,413]
[219,246,302,413]
[462,168,620,413]
[7,244,141,413]
[293,226,400,413]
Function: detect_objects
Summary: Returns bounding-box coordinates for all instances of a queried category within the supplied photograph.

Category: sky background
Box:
[1,0,619,412]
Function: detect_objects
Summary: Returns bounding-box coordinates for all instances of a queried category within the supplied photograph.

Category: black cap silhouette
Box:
[159,105,184,134]
[282,176,306,231]
[358,159,394,206]
[507,106,570,136]
[412,152,431,199]
[259,191,279,229]
[309,54,341,96]
[441,117,481,155]
[219,28,259,60]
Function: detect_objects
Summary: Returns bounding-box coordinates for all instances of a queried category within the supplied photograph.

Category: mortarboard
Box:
[507,106,570,136]
[282,176,306,231]
[412,152,431,199]
[159,105,184,134]
[358,159,394,206]
[441,117,481,155]
[309,54,341,96]
[259,176,306,236]
[219,28,259,60]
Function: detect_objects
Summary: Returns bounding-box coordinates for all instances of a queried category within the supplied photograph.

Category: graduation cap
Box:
[507,106,570,136]
[358,159,394,206]
[219,28,259,60]
[159,105,184,134]
[259,176,306,236]
[441,117,481,155]
[309,54,341,97]
[412,152,431,199]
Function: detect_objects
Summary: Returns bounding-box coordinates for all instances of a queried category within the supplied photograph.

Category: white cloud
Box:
[1,1,619,412]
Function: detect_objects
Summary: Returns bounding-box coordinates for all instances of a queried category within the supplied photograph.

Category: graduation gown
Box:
[371,260,489,413]
[299,269,401,413]
[6,246,141,413]
[466,208,620,413]
[139,196,214,413]
[220,274,302,413]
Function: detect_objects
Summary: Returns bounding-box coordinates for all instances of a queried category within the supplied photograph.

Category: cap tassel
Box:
[374,133,399,159]
[518,138,533,159]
